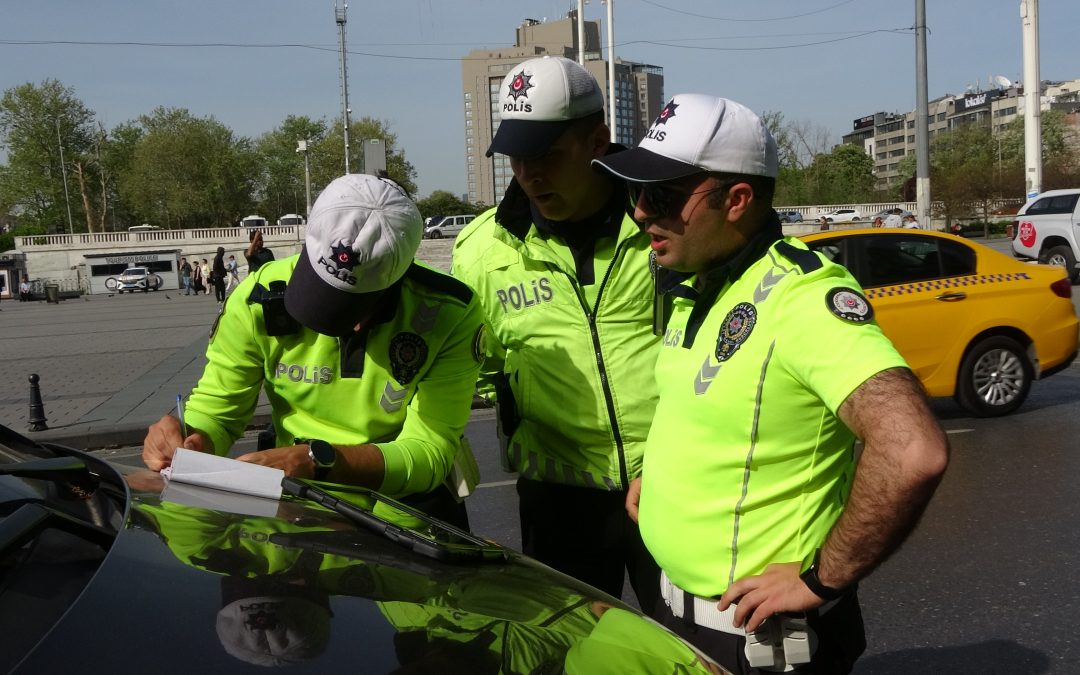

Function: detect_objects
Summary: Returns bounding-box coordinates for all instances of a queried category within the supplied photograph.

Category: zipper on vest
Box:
[569,237,633,489]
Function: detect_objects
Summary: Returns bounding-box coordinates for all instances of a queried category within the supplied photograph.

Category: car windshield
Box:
[122,268,146,275]
[0,427,127,672]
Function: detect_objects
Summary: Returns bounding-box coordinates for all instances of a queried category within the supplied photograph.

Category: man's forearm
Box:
[327,443,386,489]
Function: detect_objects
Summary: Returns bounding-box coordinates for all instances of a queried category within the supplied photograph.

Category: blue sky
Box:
[2,1,1077,199]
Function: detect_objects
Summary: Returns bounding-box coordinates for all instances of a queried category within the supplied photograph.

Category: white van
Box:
[424,214,476,239]
[128,224,161,232]
[277,214,306,227]
[240,215,268,229]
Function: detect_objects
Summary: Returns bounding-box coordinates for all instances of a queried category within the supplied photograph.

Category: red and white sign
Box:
[1018,221,1037,248]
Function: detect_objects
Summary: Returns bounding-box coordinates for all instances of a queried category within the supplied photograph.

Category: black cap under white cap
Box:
[486,55,605,159]
[593,94,779,182]
[284,174,421,337]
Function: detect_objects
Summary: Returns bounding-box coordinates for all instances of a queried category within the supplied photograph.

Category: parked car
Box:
[1,424,723,673]
[818,208,863,223]
[871,208,912,223]
[115,266,162,293]
[802,228,1078,416]
[777,210,803,223]
[1010,188,1080,282]
[424,214,476,239]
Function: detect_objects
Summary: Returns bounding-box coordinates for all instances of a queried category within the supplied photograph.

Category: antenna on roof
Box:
[993,75,1013,89]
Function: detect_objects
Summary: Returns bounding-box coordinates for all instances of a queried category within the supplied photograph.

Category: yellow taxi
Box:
[801,228,1079,416]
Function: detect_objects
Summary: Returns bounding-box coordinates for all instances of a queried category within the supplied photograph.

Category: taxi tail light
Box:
[1051,278,1072,299]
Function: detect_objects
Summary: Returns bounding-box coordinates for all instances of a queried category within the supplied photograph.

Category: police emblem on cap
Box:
[507,70,534,100]
[826,288,874,323]
[330,241,359,270]
[389,332,428,384]
[655,100,678,125]
[716,302,757,362]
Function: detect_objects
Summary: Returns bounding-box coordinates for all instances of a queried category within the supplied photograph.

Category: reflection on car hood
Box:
[18,470,725,674]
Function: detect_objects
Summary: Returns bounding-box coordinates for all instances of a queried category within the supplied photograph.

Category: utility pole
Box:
[336,3,352,174]
[1021,0,1042,198]
[297,139,312,218]
[914,0,931,230]
[577,0,586,65]
[55,118,74,235]
[604,0,616,143]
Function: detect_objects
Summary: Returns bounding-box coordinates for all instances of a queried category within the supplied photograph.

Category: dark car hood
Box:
[16,469,724,674]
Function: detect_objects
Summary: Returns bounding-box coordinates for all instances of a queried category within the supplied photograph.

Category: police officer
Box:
[452,55,661,611]
[142,174,484,526]
[594,94,949,673]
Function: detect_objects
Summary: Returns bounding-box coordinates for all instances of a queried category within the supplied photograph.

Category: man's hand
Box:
[625,477,642,523]
[718,562,824,633]
[142,415,211,471]
[235,444,314,478]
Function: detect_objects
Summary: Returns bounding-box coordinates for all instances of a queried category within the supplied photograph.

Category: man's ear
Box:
[590,122,612,159]
[725,183,756,223]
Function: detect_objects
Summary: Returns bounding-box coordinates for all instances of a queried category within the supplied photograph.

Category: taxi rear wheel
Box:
[955,336,1032,417]
[1040,245,1078,282]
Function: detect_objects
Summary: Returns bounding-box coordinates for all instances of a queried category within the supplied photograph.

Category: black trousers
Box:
[516,477,660,614]
[654,589,866,674]
[400,484,470,532]
[214,278,227,301]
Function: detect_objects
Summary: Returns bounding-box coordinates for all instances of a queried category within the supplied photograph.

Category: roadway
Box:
[4,233,1080,671]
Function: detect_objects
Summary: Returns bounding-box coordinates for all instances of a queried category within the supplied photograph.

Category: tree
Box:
[253,115,328,220]
[803,143,874,205]
[311,117,417,196]
[0,79,96,233]
[118,107,257,228]
[416,190,475,221]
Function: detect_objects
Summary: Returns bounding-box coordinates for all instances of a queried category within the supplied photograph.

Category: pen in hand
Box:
[176,393,188,439]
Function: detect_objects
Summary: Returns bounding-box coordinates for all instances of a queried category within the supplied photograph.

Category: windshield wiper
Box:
[281,477,507,564]
[0,457,100,497]
[0,502,115,558]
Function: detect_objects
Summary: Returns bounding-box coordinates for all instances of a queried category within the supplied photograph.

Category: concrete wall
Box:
[14,226,305,285]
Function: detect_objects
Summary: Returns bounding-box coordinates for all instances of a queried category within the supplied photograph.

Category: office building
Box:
[461,11,665,205]
[844,77,1080,191]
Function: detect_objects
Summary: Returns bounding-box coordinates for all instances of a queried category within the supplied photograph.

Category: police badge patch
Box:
[471,325,486,363]
[716,302,757,362]
[826,287,874,323]
[389,332,428,384]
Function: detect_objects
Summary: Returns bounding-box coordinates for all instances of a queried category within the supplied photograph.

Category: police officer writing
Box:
[452,55,661,612]
[594,95,949,673]
[142,174,485,526]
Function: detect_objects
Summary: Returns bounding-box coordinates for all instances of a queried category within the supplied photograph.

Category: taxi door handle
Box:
[935,292,967,302]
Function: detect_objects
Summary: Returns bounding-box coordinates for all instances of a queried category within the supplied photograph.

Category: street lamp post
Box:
[55,118,74,235]
[296,139,312,217]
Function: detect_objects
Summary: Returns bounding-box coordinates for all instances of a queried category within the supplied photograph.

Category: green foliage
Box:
[0,79,97,233]
[253,116,328,220]
[416,190,476,220]
[0,80,427,233]
[117,107,257,228]
[802,143,875,204]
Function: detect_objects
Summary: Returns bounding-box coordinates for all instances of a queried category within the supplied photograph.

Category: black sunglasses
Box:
[628,179,736,219]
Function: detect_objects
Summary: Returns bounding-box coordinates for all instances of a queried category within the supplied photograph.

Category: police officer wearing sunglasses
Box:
[594,95,949,673]
[452,56,661,613]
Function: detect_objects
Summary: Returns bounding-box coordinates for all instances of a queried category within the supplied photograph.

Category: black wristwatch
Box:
[307,440,337,481]
[800,551,848,601]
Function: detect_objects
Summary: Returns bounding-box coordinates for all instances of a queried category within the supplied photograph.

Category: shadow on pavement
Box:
[856,639,1050,674]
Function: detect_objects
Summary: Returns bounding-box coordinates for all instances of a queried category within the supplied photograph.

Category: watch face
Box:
[309,440,336,467]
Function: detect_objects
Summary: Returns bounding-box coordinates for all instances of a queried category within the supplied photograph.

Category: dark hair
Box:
[705,172,776,209]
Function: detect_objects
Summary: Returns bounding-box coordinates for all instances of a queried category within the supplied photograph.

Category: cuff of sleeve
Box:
[376,440,452,497]
[180,410,232,457]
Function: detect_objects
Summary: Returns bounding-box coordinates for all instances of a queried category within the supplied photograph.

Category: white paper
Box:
[161,447,284,500]
[160,481,280,518]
